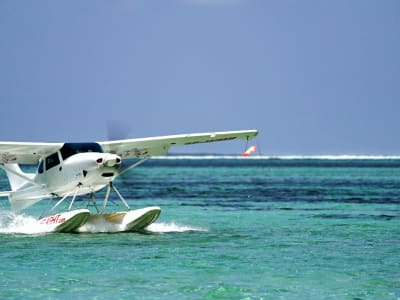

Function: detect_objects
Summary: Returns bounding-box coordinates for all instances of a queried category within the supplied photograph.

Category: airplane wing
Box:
[0,142,63,165]
[99,129,258,159]
[0,130,258,164]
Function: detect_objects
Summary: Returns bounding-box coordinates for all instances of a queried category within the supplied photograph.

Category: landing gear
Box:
[80,181,161,233]
[38,158,161,232]
[40,184,81,218]
[100,181,131,213]
[85,157,149,213]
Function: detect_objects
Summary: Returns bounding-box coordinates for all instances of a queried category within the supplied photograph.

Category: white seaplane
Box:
[0,130,258,233]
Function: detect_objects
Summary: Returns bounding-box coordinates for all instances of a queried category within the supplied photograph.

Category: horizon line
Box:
[157,154,400,160]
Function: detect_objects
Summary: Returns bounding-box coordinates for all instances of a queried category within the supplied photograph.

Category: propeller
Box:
[106,120,140,188]
[106,120,131,141]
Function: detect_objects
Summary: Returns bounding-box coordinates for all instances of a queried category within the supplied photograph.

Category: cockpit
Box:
[60,143,103,160]
[37,143,103,174]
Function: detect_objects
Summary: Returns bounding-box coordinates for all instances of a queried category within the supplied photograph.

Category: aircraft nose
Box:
[104,154,122,167]
[96,154,121,168]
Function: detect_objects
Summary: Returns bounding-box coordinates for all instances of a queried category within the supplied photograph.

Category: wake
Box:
[146,222,207,233]
[78,221,207,233]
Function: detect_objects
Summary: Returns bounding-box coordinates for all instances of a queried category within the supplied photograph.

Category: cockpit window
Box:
[45,152,60,171]
[60,142,103,160]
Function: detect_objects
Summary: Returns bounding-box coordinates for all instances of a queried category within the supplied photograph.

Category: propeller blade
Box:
[106,120,131,141]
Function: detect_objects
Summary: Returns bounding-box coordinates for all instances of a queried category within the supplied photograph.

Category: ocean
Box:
[0,157,399,299]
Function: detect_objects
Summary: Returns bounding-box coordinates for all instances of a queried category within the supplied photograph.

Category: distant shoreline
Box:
[160,154,400,160]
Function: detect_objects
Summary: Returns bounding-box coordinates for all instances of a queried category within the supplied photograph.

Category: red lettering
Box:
[39,213,66,225]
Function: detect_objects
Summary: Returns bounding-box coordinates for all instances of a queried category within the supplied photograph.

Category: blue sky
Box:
[0,0,399,155]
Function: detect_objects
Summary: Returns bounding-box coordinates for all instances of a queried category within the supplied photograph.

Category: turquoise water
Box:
[0,158,399,299]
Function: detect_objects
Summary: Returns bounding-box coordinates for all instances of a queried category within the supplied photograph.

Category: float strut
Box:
[112,183,131,210]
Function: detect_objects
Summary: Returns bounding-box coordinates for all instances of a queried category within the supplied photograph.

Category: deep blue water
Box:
[0,158,399,299]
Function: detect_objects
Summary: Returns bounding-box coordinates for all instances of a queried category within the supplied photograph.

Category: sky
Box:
[0,0,399,155]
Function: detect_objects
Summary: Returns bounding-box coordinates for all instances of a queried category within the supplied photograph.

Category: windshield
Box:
[60,142,103,160]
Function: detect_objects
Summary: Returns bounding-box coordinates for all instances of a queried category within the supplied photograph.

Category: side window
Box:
[38,160,44,174]
[45,152,60,171]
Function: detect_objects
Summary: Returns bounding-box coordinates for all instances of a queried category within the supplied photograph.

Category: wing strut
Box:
[119,158,148,176]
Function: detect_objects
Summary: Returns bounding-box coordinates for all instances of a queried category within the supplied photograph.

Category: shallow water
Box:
[0,158,399,299]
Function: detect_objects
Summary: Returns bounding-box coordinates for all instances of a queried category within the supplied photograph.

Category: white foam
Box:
[77,218,123,233]
[0,210,49,235]
[146,222,207,233]
[75,221,207,234]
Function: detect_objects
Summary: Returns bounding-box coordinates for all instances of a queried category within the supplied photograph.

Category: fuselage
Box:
[12,143,121,201]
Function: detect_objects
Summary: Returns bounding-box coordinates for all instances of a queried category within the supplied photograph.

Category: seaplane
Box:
[0,130,258,233]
